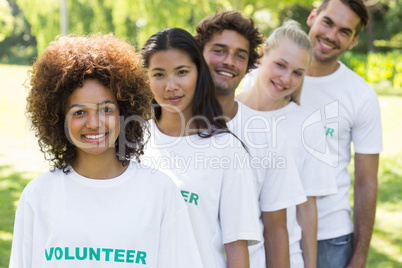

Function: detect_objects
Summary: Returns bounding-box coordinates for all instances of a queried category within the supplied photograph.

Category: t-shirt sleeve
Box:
[352,87,383,154]
[158,179,203,268]
[259,134,307,211]
[219,143,261,246]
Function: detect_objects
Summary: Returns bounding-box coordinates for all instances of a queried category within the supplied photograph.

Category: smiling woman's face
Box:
[256,37,310,103]
[65,79,120,159]
[148,48,198,120]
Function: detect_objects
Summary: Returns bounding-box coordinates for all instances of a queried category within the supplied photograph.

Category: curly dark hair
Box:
[194,10,265,73]
[27,34,152,173]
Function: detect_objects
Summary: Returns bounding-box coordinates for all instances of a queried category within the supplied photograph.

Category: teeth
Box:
[274,82,285,90]
[218,71,234,77]
[167,96,181,100]
[322,43,333,49]
[320,40,334,49]
[85,134,106,139]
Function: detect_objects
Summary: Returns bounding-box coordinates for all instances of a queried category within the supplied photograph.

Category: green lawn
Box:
[0,64,401,267]
[355,95,402,267]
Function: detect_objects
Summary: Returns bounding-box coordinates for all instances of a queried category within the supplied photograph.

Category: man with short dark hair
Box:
[195,11,308,268]
[301,0,383,267]
[195,10,263,119]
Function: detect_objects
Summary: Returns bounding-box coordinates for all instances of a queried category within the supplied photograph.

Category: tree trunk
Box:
[60,0,69,35]
[367,6,375,51]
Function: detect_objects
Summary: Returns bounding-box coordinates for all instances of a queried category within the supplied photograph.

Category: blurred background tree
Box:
[0,0,37,64]
[0,0,401,88]
[0,0,14,43]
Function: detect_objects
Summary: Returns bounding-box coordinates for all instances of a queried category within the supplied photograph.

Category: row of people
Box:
[9,0,382,267]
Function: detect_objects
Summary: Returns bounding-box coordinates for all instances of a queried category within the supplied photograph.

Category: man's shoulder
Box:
[343,62,373,89]
[304,62,377,98]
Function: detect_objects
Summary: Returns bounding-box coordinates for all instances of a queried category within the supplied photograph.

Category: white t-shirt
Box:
[9,162,203,268]
[248,102,338,263]
[241,68,259,93]
[143,121,261,268]
[228,102,307,268]
[257,102,338,197]
[301,61,383,240]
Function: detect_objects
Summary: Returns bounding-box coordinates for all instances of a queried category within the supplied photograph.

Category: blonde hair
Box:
[263,20,312,105]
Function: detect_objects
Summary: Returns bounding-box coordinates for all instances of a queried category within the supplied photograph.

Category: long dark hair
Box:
[141,27,228,137]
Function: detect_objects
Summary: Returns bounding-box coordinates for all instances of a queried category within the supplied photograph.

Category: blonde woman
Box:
[239,21,337,268]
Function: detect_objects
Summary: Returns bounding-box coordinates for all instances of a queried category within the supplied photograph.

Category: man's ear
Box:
[348,35,359,50]
[307,9,317,27]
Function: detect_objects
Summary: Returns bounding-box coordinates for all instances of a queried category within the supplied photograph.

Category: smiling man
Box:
[195,11,263,119]
[195,11,309,268]
[201,29,248,96]
[300,0,383,267]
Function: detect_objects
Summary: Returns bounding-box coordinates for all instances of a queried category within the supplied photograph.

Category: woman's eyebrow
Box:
[68,100,114,110]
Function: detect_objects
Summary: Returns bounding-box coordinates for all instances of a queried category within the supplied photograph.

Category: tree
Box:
[9,0,402,57]
[0,0,36,64]
[60,0,68,35]
[0,0,14,42]
[16,0,59,53]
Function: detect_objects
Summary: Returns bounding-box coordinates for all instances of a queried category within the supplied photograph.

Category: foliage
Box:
[0,0,401,66]
[11,0,319,54]
[0,167,33,266]
[340,50,402,91]
[278,4,311,34]
[383,0,402,40]
[0,0,37,66]
[15,0,59,54]
[14,0,223,52]
[0,0,14,42]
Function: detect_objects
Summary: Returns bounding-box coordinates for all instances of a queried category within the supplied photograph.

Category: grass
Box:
[0,65,48,266]
[0,65,48,174]
[0,64,401,267]
[363,155,402,267]
[0,167,34,265]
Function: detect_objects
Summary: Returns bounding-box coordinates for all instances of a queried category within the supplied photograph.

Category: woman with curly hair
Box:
[9,34,202,267]
[141,28,260,268]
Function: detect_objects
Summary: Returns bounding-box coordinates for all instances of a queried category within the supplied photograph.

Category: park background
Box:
[0,0,401,267]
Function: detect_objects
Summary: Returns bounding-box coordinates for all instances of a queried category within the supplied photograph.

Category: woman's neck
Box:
[237,84,290,112]
[73,149,127,179]
[156,111,197,137]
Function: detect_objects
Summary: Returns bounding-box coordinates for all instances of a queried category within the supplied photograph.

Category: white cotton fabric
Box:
[254,102,338,198]
[236,101,337,266]
[9,161,203,268]
[228,101,307,268]
[301,61,383,240]
[143,121,261,268]
[241,68,259,93]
